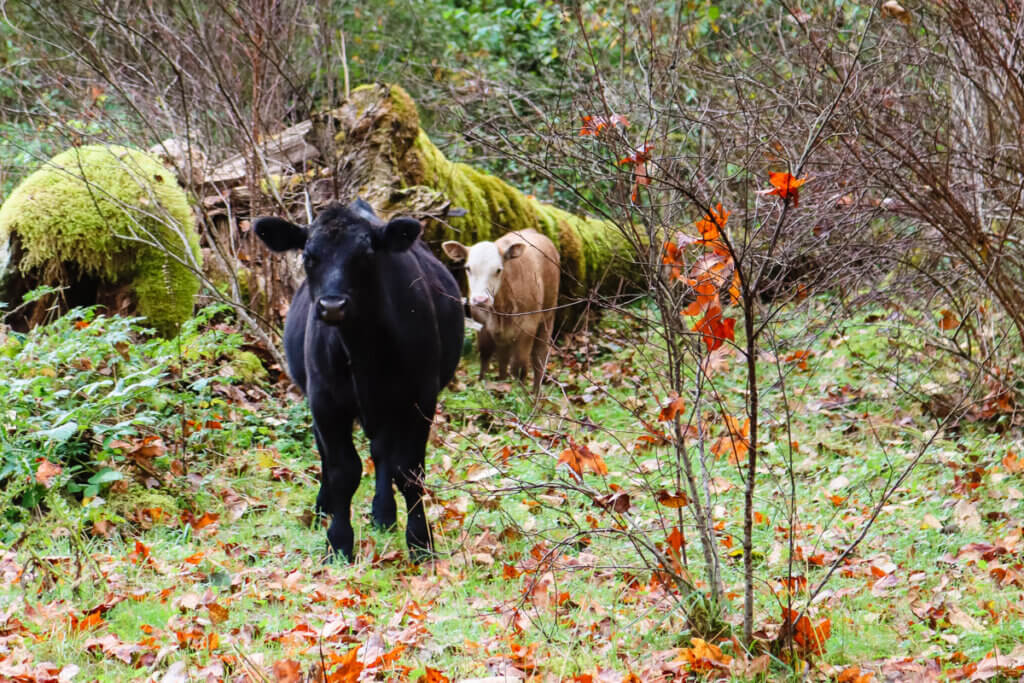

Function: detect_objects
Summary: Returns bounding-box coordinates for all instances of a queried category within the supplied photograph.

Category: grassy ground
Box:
[1,300,1023,681]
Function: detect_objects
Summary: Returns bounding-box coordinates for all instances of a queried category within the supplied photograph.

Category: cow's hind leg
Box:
[394,414,435,562]
[313,415,361,562]
[397,459,432,562]
[530,314,553,395]
[370,443,397,530]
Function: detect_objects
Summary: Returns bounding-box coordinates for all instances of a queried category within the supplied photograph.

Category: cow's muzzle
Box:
[317,296,349,323]
[470,293,493,308]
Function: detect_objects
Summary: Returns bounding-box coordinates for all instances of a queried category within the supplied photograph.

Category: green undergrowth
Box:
[1,298,1023,680]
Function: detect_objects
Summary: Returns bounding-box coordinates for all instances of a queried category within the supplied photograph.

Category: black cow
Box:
[254,199,464,562]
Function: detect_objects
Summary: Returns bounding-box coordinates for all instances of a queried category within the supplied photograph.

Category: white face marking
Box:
[465,242,504,309]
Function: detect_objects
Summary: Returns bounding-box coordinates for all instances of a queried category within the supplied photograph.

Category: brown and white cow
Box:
[443,229,559,394]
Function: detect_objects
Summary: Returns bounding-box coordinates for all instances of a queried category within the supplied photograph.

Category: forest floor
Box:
[2,300,1023,682]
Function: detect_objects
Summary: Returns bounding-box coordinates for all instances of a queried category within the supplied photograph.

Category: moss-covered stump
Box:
[0,145,202,336]
[317,83,640,300]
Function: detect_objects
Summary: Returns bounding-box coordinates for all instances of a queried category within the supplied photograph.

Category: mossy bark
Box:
[313,83,638,301]
[0,145,201,336]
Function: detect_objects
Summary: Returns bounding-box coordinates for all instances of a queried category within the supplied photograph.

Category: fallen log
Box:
[203,83,639,311]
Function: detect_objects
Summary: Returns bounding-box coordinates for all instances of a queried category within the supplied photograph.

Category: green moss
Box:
[401,111,637,297]
[0,145,201,336]
[326,83,640,299]
[229,350,266,383]
[106,485,180,521]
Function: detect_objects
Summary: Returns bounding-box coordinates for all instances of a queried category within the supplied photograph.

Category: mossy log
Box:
[207,83,639,305]
[323,83,638,301]
[0,145,201,336]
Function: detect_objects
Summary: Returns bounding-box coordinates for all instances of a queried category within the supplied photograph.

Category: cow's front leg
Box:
[478,327,495,380]
[313,413,361,562]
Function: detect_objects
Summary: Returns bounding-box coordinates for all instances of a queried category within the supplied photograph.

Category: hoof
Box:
[324,543,354,564]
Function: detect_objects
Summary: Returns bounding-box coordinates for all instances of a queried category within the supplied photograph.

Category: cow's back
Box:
[492,230,560,322]
[408,241,464,387]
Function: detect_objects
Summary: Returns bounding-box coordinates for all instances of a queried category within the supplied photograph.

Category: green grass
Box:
[2,299,1023,680]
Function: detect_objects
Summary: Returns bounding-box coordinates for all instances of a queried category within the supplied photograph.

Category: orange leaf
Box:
[693,305,736,352]
[129,540,151,564]
[658,396,687,422]
[938,309,959,331]
[420,668,451,683]
[676,637,732,671]
[682,280,719,317]
[579,114,628,136]
[781,607,831,657]
[783,349,813,370]
[619,144,653,167]
[764,172,808,207]
[694,203,730,242]
[838,667,874,683]
[35,460,63,488]
[710,415,750,463]
[1002,450,1024,474]
[827,494,847,506]
[666,527,685,554]
[192,512,220,530]
[656,490,689,508]
[729,270,742,306]
[368,644,406,669]
[328,645,363,682]
[184,551,205,565]
[74,320,90,330]
[272,659,302,683]
[74,610,105,632]
[557,442,609,479]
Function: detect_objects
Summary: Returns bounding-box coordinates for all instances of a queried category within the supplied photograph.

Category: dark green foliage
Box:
[0,304,282,542]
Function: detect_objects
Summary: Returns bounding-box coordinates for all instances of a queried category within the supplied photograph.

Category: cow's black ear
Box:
[254,217,308,252]
[377,216,422,252]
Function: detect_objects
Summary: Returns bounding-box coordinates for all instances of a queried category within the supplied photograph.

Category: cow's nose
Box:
[317,296,348,323]
[470,294,492,307]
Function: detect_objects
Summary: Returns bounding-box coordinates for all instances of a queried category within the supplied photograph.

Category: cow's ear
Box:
[502,242,526,262]
[254,217,308,252]
[442,241,469,262]
[377,216,422,252]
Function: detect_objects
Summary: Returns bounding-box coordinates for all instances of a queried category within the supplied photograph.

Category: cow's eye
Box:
[465,266,472,274]
[496,267,502,275]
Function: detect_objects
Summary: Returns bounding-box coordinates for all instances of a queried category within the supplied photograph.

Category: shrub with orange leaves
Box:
[664,203,739,352]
